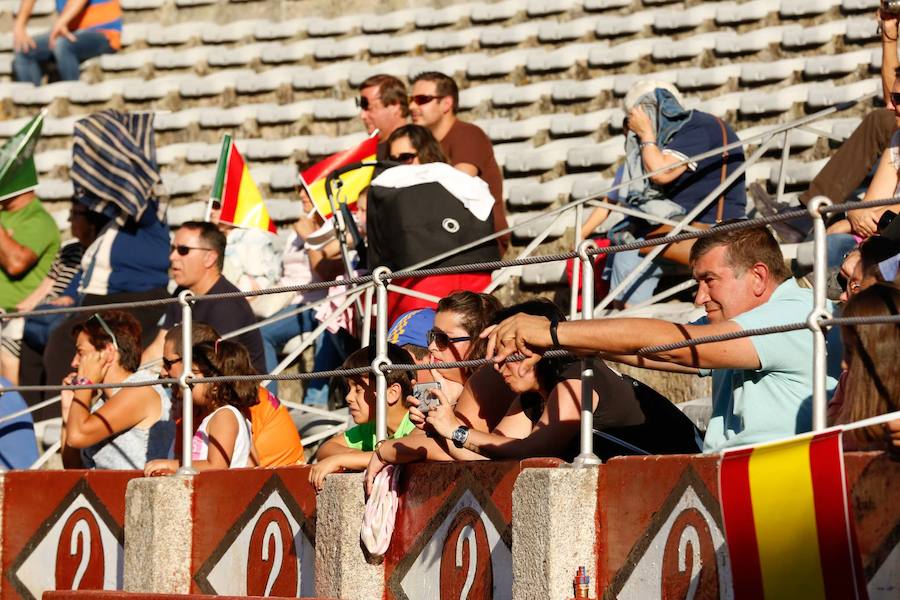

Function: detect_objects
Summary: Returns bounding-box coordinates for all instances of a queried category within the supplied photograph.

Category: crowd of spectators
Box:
[1,19,899,475]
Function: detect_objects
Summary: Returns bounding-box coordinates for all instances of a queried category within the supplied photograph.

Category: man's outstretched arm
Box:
[484,314,760,373]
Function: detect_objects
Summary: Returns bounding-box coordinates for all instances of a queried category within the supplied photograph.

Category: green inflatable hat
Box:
[0,111,44,203]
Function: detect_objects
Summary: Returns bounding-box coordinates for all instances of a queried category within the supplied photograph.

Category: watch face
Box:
[452,427,468,447]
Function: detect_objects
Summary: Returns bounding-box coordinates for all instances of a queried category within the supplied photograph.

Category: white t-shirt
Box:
[191,405,252,468]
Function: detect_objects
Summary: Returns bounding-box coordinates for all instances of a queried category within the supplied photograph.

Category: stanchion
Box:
[573,240,601,467]
[372,266,392,442]
[361,285,374,349]
[807,196,833,432]
[176,290,197,475]
[570,203,584,320]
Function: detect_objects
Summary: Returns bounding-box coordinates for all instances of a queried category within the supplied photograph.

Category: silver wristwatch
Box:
[451,426,469,448]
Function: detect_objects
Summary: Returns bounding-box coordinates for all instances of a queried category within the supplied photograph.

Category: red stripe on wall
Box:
[809,432,865,600]
[220,144,244,224]
[719,448,765,600]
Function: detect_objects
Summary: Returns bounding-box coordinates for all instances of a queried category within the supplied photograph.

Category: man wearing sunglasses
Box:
[357,74,409,161]
[142,221,266,374]
[409,71,509,252]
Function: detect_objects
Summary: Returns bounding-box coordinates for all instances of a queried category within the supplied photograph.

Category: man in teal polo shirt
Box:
[485,225,841,452]
[0,112,60,313]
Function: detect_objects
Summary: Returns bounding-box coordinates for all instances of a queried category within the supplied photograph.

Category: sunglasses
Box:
[892,92,900,107]
[90,313,119,351]
[427,328,471,349]
[170,244,213,256]
[355,96,381,111]
[162,356,182,371]
[389,152,417,163]
[835,273,862,295]
[408,94,445,106]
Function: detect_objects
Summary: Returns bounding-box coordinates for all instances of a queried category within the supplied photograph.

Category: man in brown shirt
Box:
[409,71,509,252]
[357,74,409,160]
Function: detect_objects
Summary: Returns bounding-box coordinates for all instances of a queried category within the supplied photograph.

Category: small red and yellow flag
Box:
[719,429,867,600]
[210,135,276,233]
[300,135,378,218]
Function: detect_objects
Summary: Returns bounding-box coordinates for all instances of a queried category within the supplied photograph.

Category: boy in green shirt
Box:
[309,343,416,491]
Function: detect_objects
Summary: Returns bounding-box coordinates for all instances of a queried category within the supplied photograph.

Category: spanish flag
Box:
[719,429,867,600]
[300,134,378,218]
[210,135,276,233]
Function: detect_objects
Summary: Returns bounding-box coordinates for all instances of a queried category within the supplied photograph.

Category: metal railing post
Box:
[573,240,601,467]
[372,266,392,442]
[775,131,792,205]
[361,285,374,349]
[807,196,833,432]
[176,290,197,475]
[570,203,584,320]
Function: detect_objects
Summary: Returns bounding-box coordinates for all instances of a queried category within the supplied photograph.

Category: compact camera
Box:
[884,0,900,15]
[412,381,442,414]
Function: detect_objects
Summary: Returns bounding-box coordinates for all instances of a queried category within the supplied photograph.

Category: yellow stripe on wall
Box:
[747,436,827,600]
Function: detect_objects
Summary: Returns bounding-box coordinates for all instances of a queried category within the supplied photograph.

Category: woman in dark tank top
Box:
[419,299,701,462]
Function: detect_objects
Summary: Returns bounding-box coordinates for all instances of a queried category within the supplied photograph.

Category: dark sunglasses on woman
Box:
[427,328,471,349]
[389,152,417,164]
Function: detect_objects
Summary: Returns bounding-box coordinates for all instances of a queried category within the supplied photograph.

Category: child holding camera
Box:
[309,343,418,491]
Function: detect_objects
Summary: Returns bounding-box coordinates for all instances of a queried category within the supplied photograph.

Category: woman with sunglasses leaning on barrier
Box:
[363,292,517,489]
[413,300,702,464]
[60,310,175,469]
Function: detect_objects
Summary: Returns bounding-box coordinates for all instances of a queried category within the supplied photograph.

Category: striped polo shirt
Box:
[57,0,122,50]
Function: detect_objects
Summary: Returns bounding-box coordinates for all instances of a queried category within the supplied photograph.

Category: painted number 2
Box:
[661,508,718,600]
[439,509,493,600]
[456,525,476,600]
[246,507,298,597]
[55,507,104,591]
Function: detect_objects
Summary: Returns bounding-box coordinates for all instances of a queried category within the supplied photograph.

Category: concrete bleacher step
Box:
[589,37,668,67]
[549,108,619,136]
[715,0,779,25]
[715,25,787,56]
[653,3,717,33]
[537,16,600,42]
[480,22,539,46]
[478,114,554,143]
[595,10,657,38]
[739,58,804,85]
[521,261,567,285]
[508,209,577,240]
[768,157,829,187]
[780,0,841,18]
[566,138,624,169]
[527,42,609,73]
[503,136,591,173]
[550,77,616,102]
[781,20,848,49]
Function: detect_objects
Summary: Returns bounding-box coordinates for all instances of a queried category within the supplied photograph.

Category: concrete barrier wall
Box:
[594,453,899,600]
[380,458,560,600]
[124,466,317,597]
[0,470,139,600]
[5,453,897,600]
